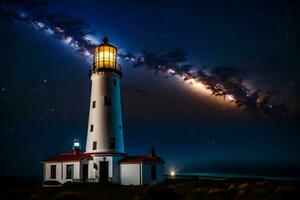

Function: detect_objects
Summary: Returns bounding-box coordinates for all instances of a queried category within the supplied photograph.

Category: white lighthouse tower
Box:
[85,36,124,154]
[42,36,165,185]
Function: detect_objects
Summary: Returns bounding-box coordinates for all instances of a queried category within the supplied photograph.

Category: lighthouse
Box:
[85,36,124,153]
[42,36,165,185]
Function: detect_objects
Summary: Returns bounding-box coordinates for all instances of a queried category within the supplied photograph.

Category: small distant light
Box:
[170,171,175,177]
[74,142,80,147]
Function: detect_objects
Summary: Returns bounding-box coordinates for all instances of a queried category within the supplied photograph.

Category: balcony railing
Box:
[89,64,122,76]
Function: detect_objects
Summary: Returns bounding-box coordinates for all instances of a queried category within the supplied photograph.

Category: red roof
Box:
[119,156,164,164]
[42,151,127,163]
[42,153,93,163]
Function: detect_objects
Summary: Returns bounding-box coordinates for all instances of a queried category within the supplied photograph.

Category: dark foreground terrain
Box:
[0,178,299,200]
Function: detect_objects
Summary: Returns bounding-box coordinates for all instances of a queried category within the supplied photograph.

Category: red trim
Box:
[86,151,127,156]
[42,151,127,163]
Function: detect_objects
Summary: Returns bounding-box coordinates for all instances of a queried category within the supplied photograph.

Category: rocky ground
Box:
[0,178,299,200]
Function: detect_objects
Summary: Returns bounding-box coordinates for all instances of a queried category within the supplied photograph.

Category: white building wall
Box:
[44,162,63,183]
[44,161,81,184]
[87,155,123,183]
[85,72,124,153]
[120,163,141,185]
[88,156,112,181]
[120,163,165,185]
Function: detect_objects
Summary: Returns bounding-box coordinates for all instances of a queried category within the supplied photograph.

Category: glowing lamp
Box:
[170,170,176,178]
[93,36,118,70]
[73,139,80,148]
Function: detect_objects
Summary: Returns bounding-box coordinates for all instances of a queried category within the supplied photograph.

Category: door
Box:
[99,161,109,183]
[82,164,88,182]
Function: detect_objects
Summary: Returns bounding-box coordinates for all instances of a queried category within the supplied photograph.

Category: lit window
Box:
[104,96,111,106]
[66,164,74,179]
[94,45,116,68]
[92,101,96,108]
[50,165,56,179]
[93,141,97,150]
[90,124,94,132]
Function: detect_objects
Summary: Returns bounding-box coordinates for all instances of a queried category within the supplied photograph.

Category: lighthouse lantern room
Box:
[42,37,165,185]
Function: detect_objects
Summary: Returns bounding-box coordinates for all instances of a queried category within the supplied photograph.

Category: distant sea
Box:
[173,172,300,181]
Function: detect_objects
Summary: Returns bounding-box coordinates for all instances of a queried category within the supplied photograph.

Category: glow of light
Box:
[83,34,99,45]
[56,27,64,33]
[167,69,176,74]
[70,42,79,49]
[170,170,175,177]
[84,50,92,57]
[226,94,235,101]
[45,28,54,35]
[36,22,45,29]
[74,142,80,147]
[99,51,115,62]
[73,139,80,147]
[194,81,205,89]
[64,36,73,44]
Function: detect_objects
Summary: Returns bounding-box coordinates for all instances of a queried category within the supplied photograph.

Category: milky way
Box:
[0,3,289,118]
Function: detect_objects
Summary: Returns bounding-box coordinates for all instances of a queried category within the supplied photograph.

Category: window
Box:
[93,141,97,150]
[104,96,111,106]
[50,165,56,179]
[151,164,157,180]
[94,45,117,68]
[90,124,94,132]
[113,79,117,86]
[92,101,96,108]
[66,164,74,179]
[110,137,115,149]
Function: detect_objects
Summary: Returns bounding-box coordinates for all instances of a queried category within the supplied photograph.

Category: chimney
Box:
[72,147,80,155]
[149,146,156,157]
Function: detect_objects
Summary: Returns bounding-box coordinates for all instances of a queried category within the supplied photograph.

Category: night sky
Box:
[0,0,299,178]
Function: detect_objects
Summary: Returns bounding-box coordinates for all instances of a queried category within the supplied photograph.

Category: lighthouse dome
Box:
[93,36,120,74]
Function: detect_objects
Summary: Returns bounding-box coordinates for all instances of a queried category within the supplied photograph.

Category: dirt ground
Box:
[1,178,299,200]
